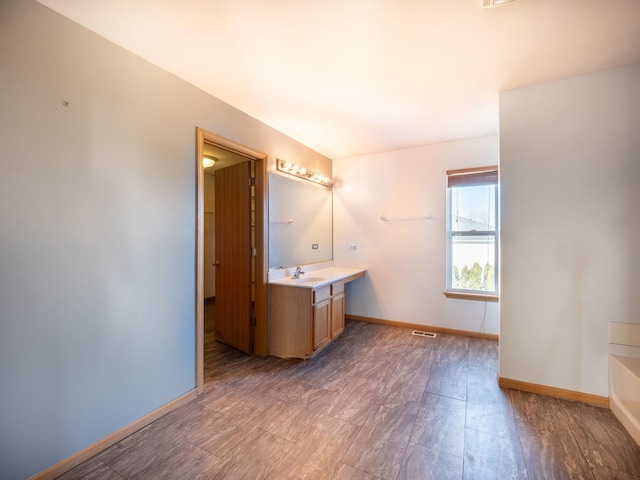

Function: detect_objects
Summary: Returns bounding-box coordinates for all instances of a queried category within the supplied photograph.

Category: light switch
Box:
[347,244,357,251]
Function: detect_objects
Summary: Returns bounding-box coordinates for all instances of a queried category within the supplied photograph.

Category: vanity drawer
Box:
[313,286,331,304]
[331,281,344,296]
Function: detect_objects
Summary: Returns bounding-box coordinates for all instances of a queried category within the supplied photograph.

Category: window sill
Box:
[444,291,499,302]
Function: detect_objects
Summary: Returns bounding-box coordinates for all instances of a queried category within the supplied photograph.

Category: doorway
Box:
[196,128,268,394]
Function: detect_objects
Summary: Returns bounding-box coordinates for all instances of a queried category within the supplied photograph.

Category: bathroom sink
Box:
[292,276,325,283]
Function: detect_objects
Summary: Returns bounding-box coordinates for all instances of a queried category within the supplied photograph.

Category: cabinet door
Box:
[331,293,345,338]
[313,299,331,350]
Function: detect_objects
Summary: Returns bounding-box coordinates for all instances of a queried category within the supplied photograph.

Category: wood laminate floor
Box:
[58,307,640,479]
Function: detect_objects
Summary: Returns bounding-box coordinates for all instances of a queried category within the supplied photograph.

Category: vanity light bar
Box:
[276,158,333,187]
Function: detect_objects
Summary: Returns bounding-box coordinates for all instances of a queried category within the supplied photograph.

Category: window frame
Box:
[445,166,499,301]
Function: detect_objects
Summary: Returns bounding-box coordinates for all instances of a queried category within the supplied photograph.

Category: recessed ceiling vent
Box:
[483,0,517,8]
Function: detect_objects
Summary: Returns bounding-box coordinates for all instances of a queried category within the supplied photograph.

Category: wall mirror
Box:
[269,172,332,269]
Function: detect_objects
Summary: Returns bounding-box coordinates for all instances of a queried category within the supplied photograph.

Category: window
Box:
[445,166,499,300]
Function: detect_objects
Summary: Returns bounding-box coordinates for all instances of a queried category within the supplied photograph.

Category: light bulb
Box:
[203,156,217,168]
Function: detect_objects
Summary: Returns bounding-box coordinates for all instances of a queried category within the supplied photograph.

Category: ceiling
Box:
[38,0,640,159]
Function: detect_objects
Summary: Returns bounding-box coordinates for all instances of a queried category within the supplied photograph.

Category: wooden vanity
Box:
[268,267,365,359]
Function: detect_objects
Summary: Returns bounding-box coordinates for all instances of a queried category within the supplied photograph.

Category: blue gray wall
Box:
[0,1,330,477]
[499,64,640,397]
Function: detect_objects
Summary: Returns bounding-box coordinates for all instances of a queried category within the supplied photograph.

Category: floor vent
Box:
[411,330,437,338]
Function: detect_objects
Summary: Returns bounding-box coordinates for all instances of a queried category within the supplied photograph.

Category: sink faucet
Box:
[291,266,304,279]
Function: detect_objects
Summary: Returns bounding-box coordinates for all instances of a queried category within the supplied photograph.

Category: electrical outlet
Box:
[312,244,318,250]
[347,244,357,251]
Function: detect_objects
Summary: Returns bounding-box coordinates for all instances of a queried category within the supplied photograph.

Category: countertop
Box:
[268,266,366,289]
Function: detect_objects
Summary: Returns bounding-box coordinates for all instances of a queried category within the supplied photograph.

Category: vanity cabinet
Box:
[269,280,346,359]
[312,286,331,350]
[330,282,345,338]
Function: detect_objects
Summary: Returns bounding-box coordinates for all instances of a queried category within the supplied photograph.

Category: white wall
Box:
[0,1,330,478]
[333,136,500,335]
[499,63,640,397]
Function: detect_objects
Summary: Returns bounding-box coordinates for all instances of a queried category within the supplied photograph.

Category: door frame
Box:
[196,127,269,394]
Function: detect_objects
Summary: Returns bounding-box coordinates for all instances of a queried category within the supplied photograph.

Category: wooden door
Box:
[331,293,345,338]
[215,161,252,353]
[330,281,345,338]
[313,299,330,350]
[203,212,216,299]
